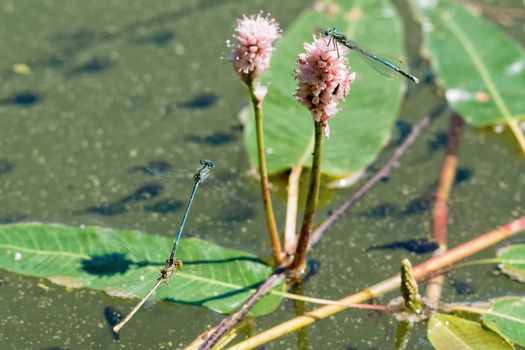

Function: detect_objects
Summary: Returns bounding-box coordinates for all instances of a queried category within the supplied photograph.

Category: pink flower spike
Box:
[227,13,282,82]
[294,37,356,137]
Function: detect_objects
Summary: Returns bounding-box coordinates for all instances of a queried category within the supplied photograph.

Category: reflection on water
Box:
[449,276,476,296]
[144,199,183,214]
[82,183,165,216]
[84,203,128,216]
[68,56,113,76]
[119,183,164,202]
[428,131,449,152]
[178,93,218,109]
[0,160,15,175]
[103,306,123,340]
[128,161,173,175]
[131,29,176,46]
[0,91,41,106]
[393,119,412,145]
[455,167,474,184]
[0,212,29,224]
[359,203,399,219]
[368,238,438,255]
[185,130,237,145]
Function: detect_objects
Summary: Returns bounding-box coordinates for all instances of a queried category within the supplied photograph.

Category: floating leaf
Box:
[428,313,514,350]
[0,223,282,316]
[416,1,525,151]
[483,297,525,346]
[497,244,525,282]
[244,0,407,177]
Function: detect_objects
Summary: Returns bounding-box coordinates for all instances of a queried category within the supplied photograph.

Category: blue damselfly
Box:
[112,159,214,332]
[324,28,419,83]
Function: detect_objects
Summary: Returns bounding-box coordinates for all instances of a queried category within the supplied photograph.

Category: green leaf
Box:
[428,313,514,350]
[0,223,282,316]
[483,297,525,346]
[416,1,525,150]
[497,244,525,282]
[244,0,406,177]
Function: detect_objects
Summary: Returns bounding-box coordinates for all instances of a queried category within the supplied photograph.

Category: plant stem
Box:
[400,259,422,313]
[225,216,525,350]
[273,291,389,311]
[291,284,308,350]
[248,80,282,266]
[425,113,464,304]
[395,321,412,350]
[291,121,324,274]
[283,163,303,255]
[436,258,508,273]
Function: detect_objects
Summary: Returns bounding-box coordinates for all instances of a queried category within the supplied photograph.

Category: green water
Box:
[1,0,524,349]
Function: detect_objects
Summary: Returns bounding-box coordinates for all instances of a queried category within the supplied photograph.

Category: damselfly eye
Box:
[199,159,215,168]
[325,27,337,36]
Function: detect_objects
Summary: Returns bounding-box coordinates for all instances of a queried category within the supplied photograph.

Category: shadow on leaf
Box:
[81,252,162,276]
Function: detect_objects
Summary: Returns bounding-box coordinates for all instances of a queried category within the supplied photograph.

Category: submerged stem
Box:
[248,80,283,266]
[425,113,464,304]
[283,164,303,255]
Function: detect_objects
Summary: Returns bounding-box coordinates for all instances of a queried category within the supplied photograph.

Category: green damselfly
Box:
[324,28,419,84]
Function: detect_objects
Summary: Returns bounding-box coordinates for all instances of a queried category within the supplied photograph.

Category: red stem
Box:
[426,113,464,302]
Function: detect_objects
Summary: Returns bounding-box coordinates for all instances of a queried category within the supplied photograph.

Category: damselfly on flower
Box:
[324,28,419,84]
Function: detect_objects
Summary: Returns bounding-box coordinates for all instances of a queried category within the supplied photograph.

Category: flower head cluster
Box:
[227,13,281,82]
[294,37,356,137]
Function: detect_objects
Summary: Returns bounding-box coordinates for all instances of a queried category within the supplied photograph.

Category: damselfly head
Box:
[199,159,215,168]
[324,27,337,36]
